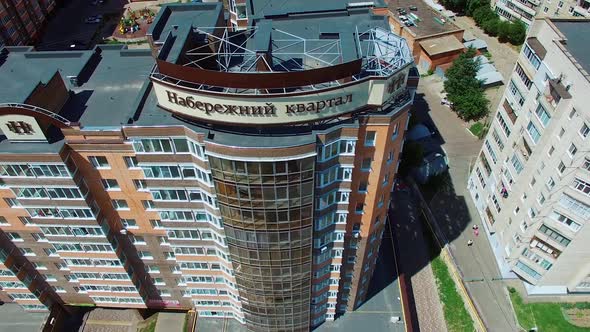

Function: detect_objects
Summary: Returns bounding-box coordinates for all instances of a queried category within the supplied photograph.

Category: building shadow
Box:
[359,90,478,329]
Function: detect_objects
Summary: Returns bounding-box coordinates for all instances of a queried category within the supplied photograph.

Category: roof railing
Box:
[0,103,72,126]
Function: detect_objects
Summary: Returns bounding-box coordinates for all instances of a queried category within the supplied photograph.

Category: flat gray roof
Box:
[249,0,386,18]
[0,47,94,103]
[551,20,590,75]
[60,46,154,127]
[148,3,223,44]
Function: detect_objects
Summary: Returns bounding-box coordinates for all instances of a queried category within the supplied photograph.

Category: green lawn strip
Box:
[469,122,484,137]
[508,287,590,332]
[431,256,475,332]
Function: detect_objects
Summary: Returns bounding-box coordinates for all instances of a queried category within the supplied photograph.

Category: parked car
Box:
[84,15,103,23]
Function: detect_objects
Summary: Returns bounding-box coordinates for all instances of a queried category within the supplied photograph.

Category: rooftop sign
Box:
[152,69,409,125]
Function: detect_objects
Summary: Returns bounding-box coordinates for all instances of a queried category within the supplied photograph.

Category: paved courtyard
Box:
[0,303,47,332]
[453,16,520,113]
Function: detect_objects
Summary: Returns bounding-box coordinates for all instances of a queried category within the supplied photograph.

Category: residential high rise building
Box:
[0,1,418,330]
[0,0,56,47]
[468,18,590,295]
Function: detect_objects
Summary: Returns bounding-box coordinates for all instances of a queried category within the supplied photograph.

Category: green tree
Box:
[497,20,512,43]
[441,0,468,12]
[466,0,489,16]
[482,18,499,36]
[444,48,490,121]
[508,21,527,45]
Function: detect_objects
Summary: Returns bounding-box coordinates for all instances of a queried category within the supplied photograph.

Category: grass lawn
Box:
[469,122,485,138]
[431,256,475,332]
[508,287,590,332]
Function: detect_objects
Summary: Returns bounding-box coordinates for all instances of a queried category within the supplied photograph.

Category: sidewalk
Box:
[390,191,447,332]
[413,77,519,332]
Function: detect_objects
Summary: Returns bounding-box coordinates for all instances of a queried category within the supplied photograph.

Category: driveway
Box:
[37,0,127,50]
[413,78,520,332]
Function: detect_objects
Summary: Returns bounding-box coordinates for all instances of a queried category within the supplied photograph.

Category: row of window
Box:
[131,138,206,159]
[40,226,104,237]
[0,163,70,178]
[316,165,353,187]
[12,187,83,200]
[141,164,212,185]
[317,139,356,161]
[26,207,94,219]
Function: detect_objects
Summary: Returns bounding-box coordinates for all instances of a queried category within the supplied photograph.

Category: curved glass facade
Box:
[209,157,315,331]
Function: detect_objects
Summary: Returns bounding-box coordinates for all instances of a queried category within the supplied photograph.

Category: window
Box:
[548,146,554,156]
[4,198,20,208]
[89,156,109,169]
[584,158,590,172]
[138,251,153,259]
[476,167,486,188]
[573,178,590,196]
[318,139,356,161]
[361,157,372,171]
[6,232,22,241]
[515,64,532,89]
[20,248,35,256]
[550,211,581,232]
[492,129,505,151]
[492,195,501,212]
[141,165,181,179]
[355,203,364,214]
[515,261,542,280]
[526,121,541,144]
[558,128,565,139]
[132,138,173,153]
[568,143,577,158]
[539,224,571,246]
[580,123,590,138]
[112,199,129,210]
[133,179,147,190]
[121,219,137,228]
[546,177,555,190]
[508,80,525,107]
[150,189,188,201]
[124,156,139,168]
[496,112,511,137]
[358,181,368,192]
[365,131,376,146]
[537,193,545,205]
[569,108,577,119]
[484,140,497,163]
[557,161,565,175]
[391,123,399,140]
[534,104,551,127]
[511,154,524,174]
[523,43,541,70]
[102,179,119,190]
[142,200,155,209]
[559,194,590,219]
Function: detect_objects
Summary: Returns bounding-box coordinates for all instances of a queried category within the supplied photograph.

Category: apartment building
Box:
[0,2,417,330]
[0,0,56,47]
[468,18,590,295]
[493,0,590,29]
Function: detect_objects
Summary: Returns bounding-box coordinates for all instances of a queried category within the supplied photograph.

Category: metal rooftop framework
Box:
[151,26,412,95]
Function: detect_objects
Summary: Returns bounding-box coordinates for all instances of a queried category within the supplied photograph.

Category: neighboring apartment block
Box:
[0,2,418,330]
[468,18,590,295]
[0,0,56,47]
[493,0,590,29]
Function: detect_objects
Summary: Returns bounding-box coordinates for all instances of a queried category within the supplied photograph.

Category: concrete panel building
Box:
[0,2,418,330]
[468,18,590,295]
[493,0,590,29]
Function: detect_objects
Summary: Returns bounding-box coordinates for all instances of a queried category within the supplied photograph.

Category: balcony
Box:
[542,79,572,109]
[574,5,590,17]
[503,99,518,124]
